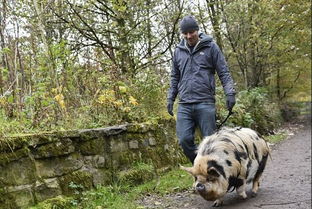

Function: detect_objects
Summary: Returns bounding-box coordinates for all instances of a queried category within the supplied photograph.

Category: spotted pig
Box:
[181,127,270,207]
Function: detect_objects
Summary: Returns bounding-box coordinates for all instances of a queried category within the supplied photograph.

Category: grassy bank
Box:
[29,167,194,209]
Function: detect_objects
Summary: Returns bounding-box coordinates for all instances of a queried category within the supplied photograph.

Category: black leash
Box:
[217,110,234,129]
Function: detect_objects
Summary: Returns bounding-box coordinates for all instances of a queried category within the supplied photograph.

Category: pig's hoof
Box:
[251,191,257,197]
[239,191,247,199]
[212,200,223,207]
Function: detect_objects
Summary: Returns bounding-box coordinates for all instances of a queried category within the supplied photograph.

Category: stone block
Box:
[35,154,83,178]
[0,148,29,166]
[127,122,156,133]
[95,155,106,168]
[148,138,157,146]
[34,178,62,202]
[78,125,127,139]
[129,140,139,149]
[78,139,105,155]
[7,184,34,209]
[58,170,93,195]
[32,138,75,159]
[0,158,37,186]
[142,139,149,147]
[87,168,112,186]
[110,140,128,153]
[26,134,58,148]
[83,155,106,168]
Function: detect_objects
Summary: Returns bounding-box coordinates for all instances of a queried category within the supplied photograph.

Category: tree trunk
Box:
[206,0,224,51]
[0,0,8,96]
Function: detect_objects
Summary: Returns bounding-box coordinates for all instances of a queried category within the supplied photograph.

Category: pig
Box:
[181,127,270,207]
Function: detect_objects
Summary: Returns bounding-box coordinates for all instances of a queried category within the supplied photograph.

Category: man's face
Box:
[182,30,199,46]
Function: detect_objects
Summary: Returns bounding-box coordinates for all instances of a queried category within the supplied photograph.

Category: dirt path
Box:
[139,116,311,209]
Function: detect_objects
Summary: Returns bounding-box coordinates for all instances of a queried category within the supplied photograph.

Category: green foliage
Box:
[216,87,282,134]
[265,133,287,144]
[28,196,73,209]
[0,110,30,137]
[0,58,168,136]
[0,0,310,137]
[218,0,311,101]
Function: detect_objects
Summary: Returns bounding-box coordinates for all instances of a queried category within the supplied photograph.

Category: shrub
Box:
[216,87,282,135]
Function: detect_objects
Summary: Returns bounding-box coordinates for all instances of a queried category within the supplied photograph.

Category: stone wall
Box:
[0,119,185,209]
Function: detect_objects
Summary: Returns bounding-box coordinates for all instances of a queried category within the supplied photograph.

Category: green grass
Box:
[264,133,287,144]
[29,165,193,209]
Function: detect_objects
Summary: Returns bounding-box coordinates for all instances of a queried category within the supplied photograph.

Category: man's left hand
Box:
[226,95,236,112]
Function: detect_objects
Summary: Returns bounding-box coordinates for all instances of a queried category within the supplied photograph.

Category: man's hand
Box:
[167,101,174,116]
[226,95,236,112]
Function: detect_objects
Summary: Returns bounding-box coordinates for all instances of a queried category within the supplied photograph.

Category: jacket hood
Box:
[177,33,213,50]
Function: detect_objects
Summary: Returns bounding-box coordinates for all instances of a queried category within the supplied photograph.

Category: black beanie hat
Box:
[180,15,199,33]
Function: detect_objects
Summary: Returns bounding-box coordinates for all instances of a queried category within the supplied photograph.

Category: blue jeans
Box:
[176,102,216,164]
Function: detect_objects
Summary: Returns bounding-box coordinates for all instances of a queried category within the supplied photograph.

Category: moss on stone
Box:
[0,147,30,166]
[117,162,154,185]
[0,137,26,153]
[78,139,105,155]
[30,195,73,209]
[35,153,83,178]
[111,150,149,170]
[91,169,113,186]
[33,139,75,159]
[126,122,157,133]
[58,170,93,196]
[0,157,37,186]
[0,190,18,209]
[0,130,81,154]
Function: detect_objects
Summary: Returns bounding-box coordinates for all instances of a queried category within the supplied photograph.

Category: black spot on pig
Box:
[208,160,226,179]
[253,143,259,163]
[234,150,247,163]
[227,176,244,192]
[226,160,232,167]
[242,141,249,155]
[246,160,252,179]
[201,147,215,155]
[254,154,268,180]
[221,138,235,146]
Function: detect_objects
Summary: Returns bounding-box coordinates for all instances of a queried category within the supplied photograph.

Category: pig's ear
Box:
[180,165,195,176]
[207,167,220,178]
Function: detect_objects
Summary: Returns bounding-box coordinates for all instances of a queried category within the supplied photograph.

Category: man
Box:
[167,15,236,164]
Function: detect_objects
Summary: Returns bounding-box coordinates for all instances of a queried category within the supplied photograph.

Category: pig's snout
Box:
[196,183,205,192]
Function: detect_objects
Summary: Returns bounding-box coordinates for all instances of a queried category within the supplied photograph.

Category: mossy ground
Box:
[28,163,193,209]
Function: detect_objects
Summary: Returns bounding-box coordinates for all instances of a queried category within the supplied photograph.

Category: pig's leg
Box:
[252,154,268,197]
[236,179,247,199]
[251,180,260,197]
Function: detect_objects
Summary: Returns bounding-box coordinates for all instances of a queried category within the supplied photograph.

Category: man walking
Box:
[167,15,236,164]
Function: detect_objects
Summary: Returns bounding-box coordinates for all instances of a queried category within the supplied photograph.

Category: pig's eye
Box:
[207,176,216,182]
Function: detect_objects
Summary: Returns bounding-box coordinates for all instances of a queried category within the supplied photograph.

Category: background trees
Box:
[0,0,310,135]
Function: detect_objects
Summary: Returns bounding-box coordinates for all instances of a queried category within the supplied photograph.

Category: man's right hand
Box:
[167,102,174,116]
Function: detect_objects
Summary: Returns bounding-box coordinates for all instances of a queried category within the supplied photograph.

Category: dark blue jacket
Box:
[167,33,235,104]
